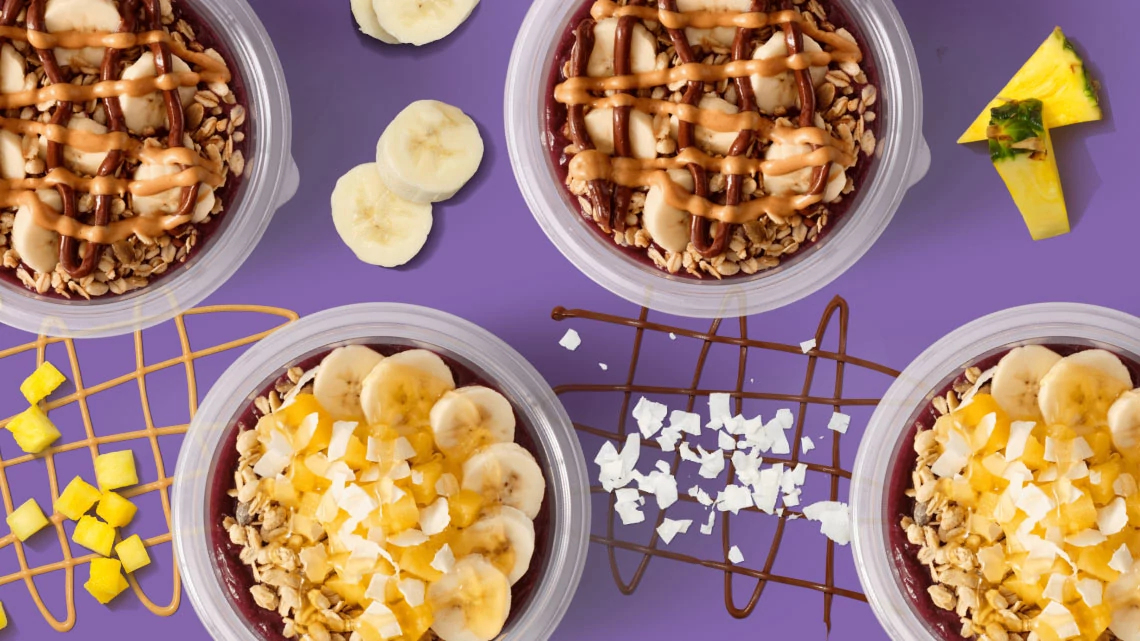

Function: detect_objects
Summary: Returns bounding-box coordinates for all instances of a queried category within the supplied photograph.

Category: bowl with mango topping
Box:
[852,303,1140,641]
[172,304,589,641]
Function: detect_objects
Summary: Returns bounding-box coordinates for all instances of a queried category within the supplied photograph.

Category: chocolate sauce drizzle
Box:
[552,296,900,629]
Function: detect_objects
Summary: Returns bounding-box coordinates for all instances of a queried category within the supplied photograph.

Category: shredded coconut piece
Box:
[728,546,744,564]
[656,518,692,545]
[559,329,581,351]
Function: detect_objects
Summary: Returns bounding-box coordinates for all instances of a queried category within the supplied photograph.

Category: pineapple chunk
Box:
[448,490,484,529]
[73,515,115,556]
[410,458,444,506]
[0,601,7,629]
[960,27,1101,143]
[20,361,66,404]
[398,541,445,582]
[6,405,61,454]
[96,492,137,528]
[94,450,138,491]
[7,498,50,541]
[989,99,1069,241]
[115,535,151,573]
[382,494,420,534]
[84,558,129,604]
[56,476,102,521]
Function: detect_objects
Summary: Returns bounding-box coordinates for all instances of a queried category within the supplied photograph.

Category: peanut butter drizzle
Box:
[571,143,849,179]
[0,116,214,168]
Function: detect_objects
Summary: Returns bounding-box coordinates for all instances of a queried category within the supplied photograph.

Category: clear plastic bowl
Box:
[172,303,590,641]
[505,0,930,318]
[851,303,1140,641]
[0,0,299,338]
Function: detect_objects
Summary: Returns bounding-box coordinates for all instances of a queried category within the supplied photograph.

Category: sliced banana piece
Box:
[588,17,658,78]
[12,189,62,274]
[330,163,434,268]
[1038,349,1133,430]
[131,161,215,222]
[1109,389,1140,455]
[750,33,827,115]
[461,442,545,520]
[643,168,693,253]
[0,43,26,95]
[313,345,385,419]
[762,140,846,202]
[360,349,456,427]
[583,107,656,160]
[351,0,399,44]
[372,0,478,47]
[1106,561,1140,641]
[430,386,516,460]
[679,0,753,51]
[990,345,1062,420]
[669,95,740,156]
[118,52,196,135]
[375,100,484,205]
[44,0,121,69]
[455,506,535,585]
[0,129,25,180]
[427,555,511,641]
[38,115,108,176]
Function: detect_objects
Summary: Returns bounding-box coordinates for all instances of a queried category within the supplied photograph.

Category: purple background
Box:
[0,0,1137,638]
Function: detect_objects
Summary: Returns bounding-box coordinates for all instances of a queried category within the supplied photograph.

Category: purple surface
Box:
[0,0,1137,639]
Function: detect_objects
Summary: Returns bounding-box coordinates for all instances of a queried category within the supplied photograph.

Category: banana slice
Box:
[427,555,510,641]
[679,0,753,51]
[351,0,399,44]
[583,107,657,160]
[588,17,658,78]
[118,52,196,135]
[762,140,846,202]
[330,163,434,268]
[989,345,1062,420]
[750,33,827,115]
[371,0,479,47]
[430,386,516,460]
[360,349,456,428]
[461,442,545,519]
[12,189,62,274]
[44,0,121,69]
[643,168,693,253]
[37,115,107,176]
[131,161,215,222]
[1107,561,1140,641]
[1109,389,1140,455]
[313,345,385,420]
[669,95,740,157]
[375,100,484,205]
[1038,349,1133,430]
[455,506,535,586]
[0,129,25,180]
[1,43,26,95]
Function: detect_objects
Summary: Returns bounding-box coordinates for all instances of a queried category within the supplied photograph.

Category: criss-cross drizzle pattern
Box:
[553,296,900,629]
[0,304,297,631]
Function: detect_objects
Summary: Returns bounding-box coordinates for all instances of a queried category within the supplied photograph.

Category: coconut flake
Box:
[388,529,428,547]
[1005,421,1035,460]
[1115,473,1138,497]
[327,421,357,462]
[300,543,330,582]
[700,511,716,535]
[1043,574,1067,603]
[338,485,378,522]
[656,518,692,544]
[431,544,456,574]
[689,485,714,507]
[435,473,459,497]
[715,485,753,515]
[387,461,411,480]
[1110,544,1134,573]
[362,602,402,639]
[1077,578,1103,607]
[752,466,782,514]
[599,363,608,371]
[707,393,733,429]
[931,429,971,478]
[1098,497,1128,536]
[632,397,668,439]
[827,412,851,434]
[393,437,416,461]
[419,498,451,536]
[398,578,426,607]
[1040,602,1079,639]
[668,410,702,437]
[800,339,816,353]
[728,545,744,564]
[669,333,677,340]
[282,367,320,405]
[559,329,581,351]
[615,488,645,525]
[697,447,725,479]
[1065,529,1107,547]
[801,436,815,454]
[365,572,392,602]
[731,450,763,487]
[1016,484,1055,524]
[803,501,852,545]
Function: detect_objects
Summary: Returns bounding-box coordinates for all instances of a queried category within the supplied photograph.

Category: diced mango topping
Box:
[447,490,484,529]
[56,476,102,521]
[96,491,137,528]
[20,361,66,404]
[115,535,151,573]
[84,558,129,604]
[6,498,50,541]
[72,515,115,557]
[6,405,61,454]
[94,450,138,491]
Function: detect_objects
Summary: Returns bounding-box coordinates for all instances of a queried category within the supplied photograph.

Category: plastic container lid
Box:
[172,303,590,641]
[851,303,1140,641]
[505,0,930,318]
[0,0,299,338]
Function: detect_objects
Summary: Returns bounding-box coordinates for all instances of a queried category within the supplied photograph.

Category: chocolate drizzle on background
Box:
[552,296,900,630]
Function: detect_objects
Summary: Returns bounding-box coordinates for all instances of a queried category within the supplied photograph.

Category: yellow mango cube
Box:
[56,476,102,521]
[410,458,443,506]
[0,601,6,629]
[398,542,444,582]
[382,494,420,533]
[7,498,50,541]
[72,515,115,557]
[448,490,484,529]
[94,450,137,491]
[391,600,434,641]
[1089,458,1122,505]
[84,558,129,604]
[343,435,368,470]
[20,361,66,404]
[6,405,61,454]
[95,492,137,528]
[325,576,367,607]
[114,535,151,573]
[1059,489,1098,535]
[405,430,435,465]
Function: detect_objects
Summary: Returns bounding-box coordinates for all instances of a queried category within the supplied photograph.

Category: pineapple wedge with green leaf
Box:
[988,99,1069,240]
[960,28,1100,143]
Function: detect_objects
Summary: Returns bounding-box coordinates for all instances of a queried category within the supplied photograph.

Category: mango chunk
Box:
[115,534,151,573]
[6,405,61,454]
[56,476,101,521]
[72,515,115,557]
[96,492,137,528]
[448,490,484,529]
[94,450,138,491]
[7,498,50,541]
[84,558,129,604]
[20,361,66,404]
